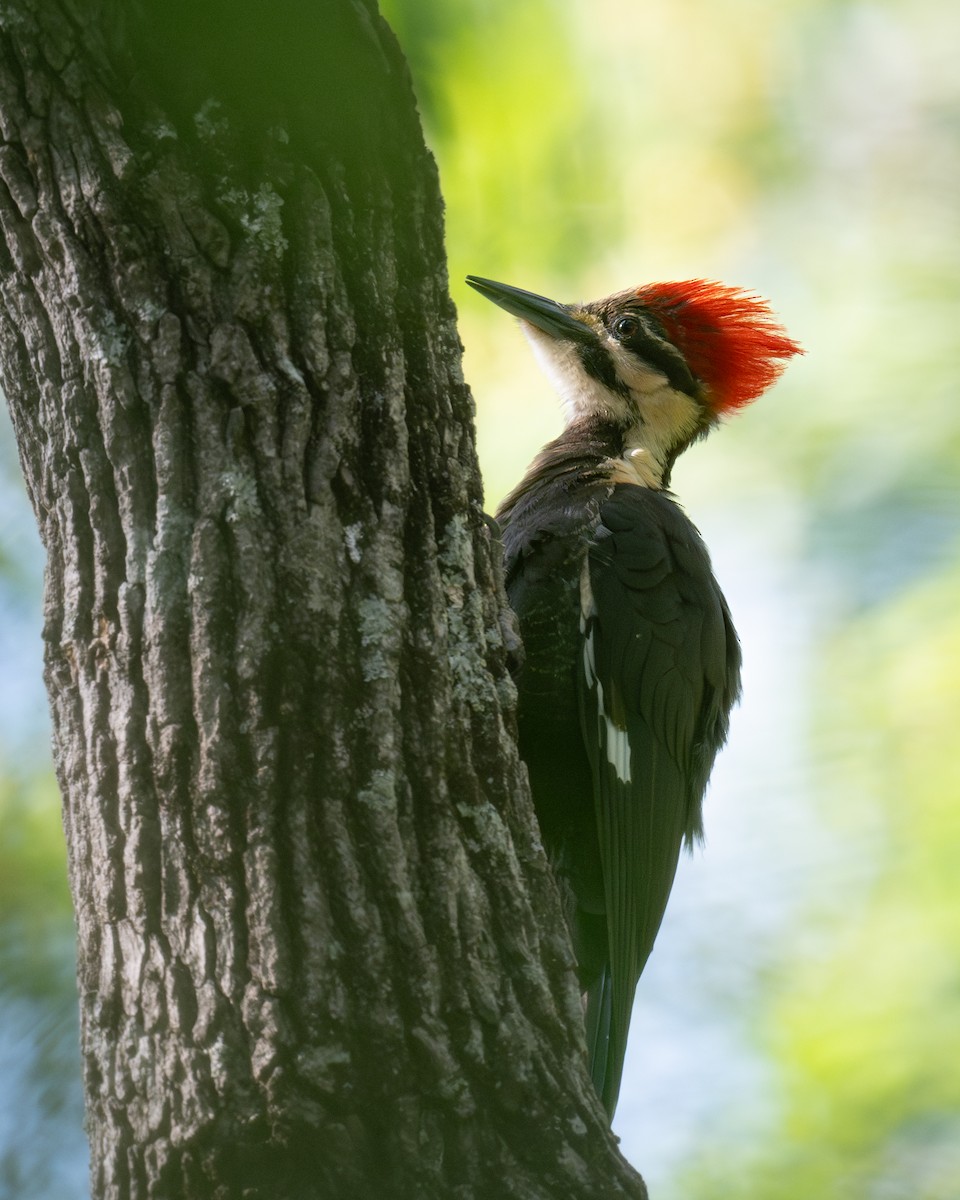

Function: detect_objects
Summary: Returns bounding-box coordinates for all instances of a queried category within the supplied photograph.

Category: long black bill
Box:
[465,276,593,344]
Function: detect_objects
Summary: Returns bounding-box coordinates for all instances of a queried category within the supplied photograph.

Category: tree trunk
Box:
[0,2,646,1196]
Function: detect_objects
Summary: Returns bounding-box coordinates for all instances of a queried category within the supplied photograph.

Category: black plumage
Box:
[497,420,740,1116]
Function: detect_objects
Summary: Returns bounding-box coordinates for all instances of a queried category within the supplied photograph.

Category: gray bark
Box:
[0,2,647,1196]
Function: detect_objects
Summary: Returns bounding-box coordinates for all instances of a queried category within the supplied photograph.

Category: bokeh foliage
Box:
[0,775,86,1196]
[387,0,960,1195]
[1,0,958,1195]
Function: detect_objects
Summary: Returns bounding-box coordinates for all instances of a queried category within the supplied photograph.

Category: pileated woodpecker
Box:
[467,274,801,1118]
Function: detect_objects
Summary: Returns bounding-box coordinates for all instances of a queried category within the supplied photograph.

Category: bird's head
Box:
[467,275,802,485]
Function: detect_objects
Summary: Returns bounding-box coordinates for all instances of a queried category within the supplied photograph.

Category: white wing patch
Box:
[602,698,632,784]
[580,564,632,785]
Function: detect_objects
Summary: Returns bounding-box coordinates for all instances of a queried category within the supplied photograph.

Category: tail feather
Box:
[585,966,624,1117]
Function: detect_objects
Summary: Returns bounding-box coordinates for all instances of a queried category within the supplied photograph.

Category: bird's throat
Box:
[610,445,664,489]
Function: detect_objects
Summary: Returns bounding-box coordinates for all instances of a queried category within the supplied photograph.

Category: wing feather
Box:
[578,485,740,1114]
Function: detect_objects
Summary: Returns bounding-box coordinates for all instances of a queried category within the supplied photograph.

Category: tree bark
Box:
[0,2,646,1196]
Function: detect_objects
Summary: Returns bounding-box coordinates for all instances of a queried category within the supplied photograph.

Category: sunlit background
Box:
[2,1,958,1195]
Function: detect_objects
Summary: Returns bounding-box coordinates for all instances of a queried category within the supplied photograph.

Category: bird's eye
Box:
[612,314,640,340]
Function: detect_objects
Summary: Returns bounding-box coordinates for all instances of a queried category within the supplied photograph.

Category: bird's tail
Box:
[584,966,622,1118]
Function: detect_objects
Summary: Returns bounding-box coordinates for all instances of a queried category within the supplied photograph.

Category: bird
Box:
[466,273,801,1118]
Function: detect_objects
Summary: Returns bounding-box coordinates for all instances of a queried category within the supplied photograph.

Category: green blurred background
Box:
[1,0,958,1195]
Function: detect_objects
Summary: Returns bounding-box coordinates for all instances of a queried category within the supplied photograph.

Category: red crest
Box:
[637,280,802,413]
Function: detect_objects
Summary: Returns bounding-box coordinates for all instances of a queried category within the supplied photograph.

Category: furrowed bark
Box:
[0,2,647,1196]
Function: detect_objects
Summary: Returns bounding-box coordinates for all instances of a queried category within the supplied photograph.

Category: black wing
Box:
[579,485,740,1115]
